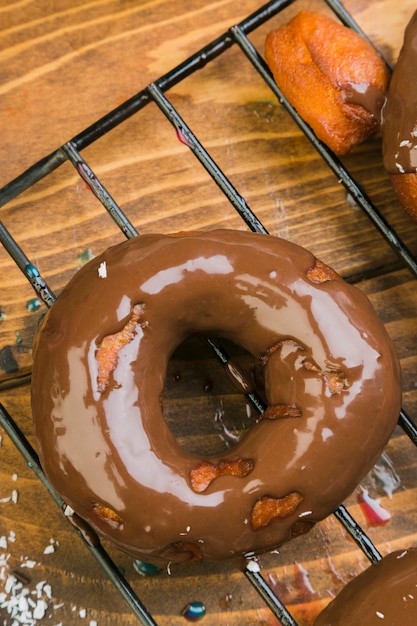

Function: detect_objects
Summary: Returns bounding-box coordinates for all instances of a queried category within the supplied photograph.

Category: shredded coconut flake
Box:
[246,559,260,573]
[0,529,99,625]
[98,261,107,278]
[20,559,38,569]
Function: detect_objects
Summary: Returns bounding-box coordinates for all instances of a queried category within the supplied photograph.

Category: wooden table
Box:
[1,0,416,624]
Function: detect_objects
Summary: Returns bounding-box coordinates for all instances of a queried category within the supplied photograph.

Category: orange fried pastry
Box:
[265,11,389,154]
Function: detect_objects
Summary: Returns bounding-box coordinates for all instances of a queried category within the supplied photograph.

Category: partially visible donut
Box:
[265,11,389,155]
[382,10,417,223]
[31,230,401,565]
[314,548,417,625]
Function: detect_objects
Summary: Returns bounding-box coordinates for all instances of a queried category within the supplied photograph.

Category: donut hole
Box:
[162,337,261,456]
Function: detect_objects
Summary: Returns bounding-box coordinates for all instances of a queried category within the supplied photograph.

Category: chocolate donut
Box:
[382,10,417,223]
[31,230,401,565]
[314,548,417,625]
[265,11,389,155]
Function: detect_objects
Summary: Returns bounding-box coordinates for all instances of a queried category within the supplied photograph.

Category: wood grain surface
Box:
[1,0,417,624]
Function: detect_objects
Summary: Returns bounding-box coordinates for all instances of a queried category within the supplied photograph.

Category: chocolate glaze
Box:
[341,82,386,121]
[314,548,417,625]
[382,10,417,174]
[31,230,401,565]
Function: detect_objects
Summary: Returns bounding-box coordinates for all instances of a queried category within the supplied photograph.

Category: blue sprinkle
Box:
[26,298,42,312]
[182,601,206,621]
[25,263,40,280]
[133,560,162,577]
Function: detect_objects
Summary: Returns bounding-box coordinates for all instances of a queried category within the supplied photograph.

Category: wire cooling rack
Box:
[0,0,417,624]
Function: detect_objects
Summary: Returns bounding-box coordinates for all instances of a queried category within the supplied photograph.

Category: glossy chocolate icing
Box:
[382,10,417,174]
[31,230,401,565]
[341,82,386,121]
[314,548,417,625]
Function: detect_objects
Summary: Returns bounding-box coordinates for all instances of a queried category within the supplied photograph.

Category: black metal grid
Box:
[0,1,416,624]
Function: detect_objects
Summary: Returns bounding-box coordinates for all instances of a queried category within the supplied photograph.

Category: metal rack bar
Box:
[147,83,269,234]
[334,505,382,564]
[245,566,298,625]
[62,141,138,238]
[0,221,56,307]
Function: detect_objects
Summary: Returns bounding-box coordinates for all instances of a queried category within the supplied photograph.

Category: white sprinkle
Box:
[5,575,16,593]
[0,535,7,549]
[64,503,75,516]
[0,496,11,503]
[400,139,412,147]
[376,611,385,619]
[98,261,107,278]
[43,544,55,554]
[246,559,260,573]
[18,593,29,612]
[11,489,18,503]
[11,473,18,481]
[90,621,98,626]
[79,607,87,618]
[21,559,37,569]
[33,598,48,619]
[269,270,277,279]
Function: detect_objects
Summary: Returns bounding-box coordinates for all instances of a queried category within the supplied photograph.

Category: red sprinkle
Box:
[357,488,391,526]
